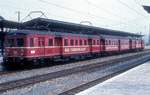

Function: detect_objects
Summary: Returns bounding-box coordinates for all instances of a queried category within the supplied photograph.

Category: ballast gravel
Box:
[0,51,148,84]
[1,54,150,95]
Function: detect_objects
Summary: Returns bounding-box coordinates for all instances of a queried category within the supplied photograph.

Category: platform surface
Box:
[77,61,150,95]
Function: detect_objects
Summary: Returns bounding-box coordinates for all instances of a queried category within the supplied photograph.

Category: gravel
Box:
[1,54,150,95]
[77,61,150,95]
[0,51,148,84]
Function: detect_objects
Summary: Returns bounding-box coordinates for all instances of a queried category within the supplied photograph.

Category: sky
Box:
[1,0,150,43]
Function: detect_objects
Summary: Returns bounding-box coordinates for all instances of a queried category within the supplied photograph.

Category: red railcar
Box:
[119,38,130,51]
[62,34,90,56]
[135,39,144,50]
[4,30,144,66]
[129,39,136,50]
[101,35,119,52]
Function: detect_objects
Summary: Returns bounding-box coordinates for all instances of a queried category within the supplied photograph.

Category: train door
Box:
[100,39,105,52]
[38,37,45,56]
[55,37,63,55]
[88,39,92,53]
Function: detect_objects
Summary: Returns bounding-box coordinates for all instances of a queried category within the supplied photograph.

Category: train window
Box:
[64,39,68,46]
[93,40,95,45]
[105,40,107,45]
[38,38,45,47]
[80,40,82,45]
[84,40,87,45]
[97,40,99,45]
[113,41,115,45]
[17,38,24,47]
[75,40,78,45]
[48,39,53,46]
[7,39,15,47]
[109,40,111,45]
[30,38,34,47]
[70,39,74,46]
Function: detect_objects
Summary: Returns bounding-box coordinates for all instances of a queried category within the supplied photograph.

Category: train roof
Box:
[7,30,93,38]
[22,18,143,38]
[7,30,134,39]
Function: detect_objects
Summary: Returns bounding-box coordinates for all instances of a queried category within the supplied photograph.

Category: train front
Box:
[3,32,27,66]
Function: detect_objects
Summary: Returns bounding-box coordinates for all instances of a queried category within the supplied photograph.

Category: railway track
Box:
[0,71,12,75]
[0,49,149,77]
[0,50,149,93]
[59,55,150,95]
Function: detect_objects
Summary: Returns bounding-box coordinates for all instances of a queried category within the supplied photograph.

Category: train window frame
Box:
[30,38,34,47]
[109,40,111,45]
[105,40,107,45]
[64,39,68,46]
[97,40,99,45]
[80,40,82,46]
[38,38,45,47]
[84,40,87,45]
[17,38,24,47]
[93,40,95,45]
[75,40,78,46]
[70,39,74,46]
[48,39,53,46]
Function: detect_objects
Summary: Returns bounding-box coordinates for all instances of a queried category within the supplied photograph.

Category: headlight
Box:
[30,50,35,54]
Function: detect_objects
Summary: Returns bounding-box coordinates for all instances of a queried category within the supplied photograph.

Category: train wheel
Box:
[33,59,39,66]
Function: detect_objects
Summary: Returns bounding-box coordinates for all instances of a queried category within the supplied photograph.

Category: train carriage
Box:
[88,36,101,55]
[101,35,119,52]
[3,29,144,66]
[62,34,90,56]
[4,30,91,64]
[119,37,130,52]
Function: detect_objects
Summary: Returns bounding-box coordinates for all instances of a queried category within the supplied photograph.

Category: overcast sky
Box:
[1,0,150,42]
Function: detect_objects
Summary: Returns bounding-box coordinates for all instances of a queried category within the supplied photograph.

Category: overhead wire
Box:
[38,0,125,23]
[85,0,128,20]
[36,0,150,30]
[116,0,147,18]
[84,0,149,30]
[112,0,149,33]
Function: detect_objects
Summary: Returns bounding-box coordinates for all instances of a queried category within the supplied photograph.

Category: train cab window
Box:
[64,39,68,46]
[48,39,53,46]
[7,39,15,47]
[30,38,34,47]
[70,39,74,46]
[80,40,82,45]
[75,40,78,45]
[17,38,24,47]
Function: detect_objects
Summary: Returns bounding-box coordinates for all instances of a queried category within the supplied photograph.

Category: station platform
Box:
[77,61,150,95]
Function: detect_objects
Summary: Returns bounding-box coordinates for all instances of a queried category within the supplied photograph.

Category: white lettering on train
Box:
[64,48,86,52]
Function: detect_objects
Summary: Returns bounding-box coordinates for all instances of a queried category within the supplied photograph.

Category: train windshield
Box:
[16,38,24,47]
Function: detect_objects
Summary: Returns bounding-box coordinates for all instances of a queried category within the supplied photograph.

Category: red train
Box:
[3,29,144,66]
